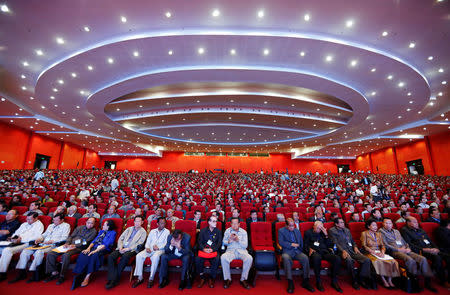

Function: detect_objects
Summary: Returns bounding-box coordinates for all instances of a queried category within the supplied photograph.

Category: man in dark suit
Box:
[425,207,441,224]
[304,221,342,293]
[246,210,262,225]
[329,217,373,289]
[278,218,314,293]
[401,216,449,286]
[159,229,192,290]
[189,210,202,232]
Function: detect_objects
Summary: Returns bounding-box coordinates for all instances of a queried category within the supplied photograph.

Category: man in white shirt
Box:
[0,212,44,282]
[10,213,70,283]
[111,178,119,191]
[33,170,44,181]
[132,217,170,288]
[418,197,430,209]
[355,187,364,197]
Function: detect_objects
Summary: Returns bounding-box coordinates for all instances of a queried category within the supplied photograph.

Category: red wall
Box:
[100,152,354,173]
[354,154,371,172]
[371,147,397,174]
[0,122,98,170]
[85,149,101,169]
[395,140,432,175]
[0,121,30,169]
[428,131,450,176]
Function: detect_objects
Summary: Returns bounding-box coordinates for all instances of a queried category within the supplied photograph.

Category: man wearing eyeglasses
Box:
[195,216,222,288]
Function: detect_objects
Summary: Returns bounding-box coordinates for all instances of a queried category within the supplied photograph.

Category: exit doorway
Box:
[34,154,51,169]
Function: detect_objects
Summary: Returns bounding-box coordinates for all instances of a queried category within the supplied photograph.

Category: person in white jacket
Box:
[10,213,70,283]
[0,212,44,282]
[131,217,170,288]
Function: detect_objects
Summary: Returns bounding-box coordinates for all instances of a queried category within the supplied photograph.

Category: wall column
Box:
[392,147,400,174]
[81,148,87,169]
[424,136,436,175]
[368,153,374,173]
[22,131,33,169]
[57,142,65,169]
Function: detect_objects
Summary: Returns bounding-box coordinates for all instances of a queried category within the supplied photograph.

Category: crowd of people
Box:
[0,169,449,293]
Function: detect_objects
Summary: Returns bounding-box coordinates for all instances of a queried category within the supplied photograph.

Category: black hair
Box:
[27,212,39,219]
[105,219,116,231]
[156,217,166,224]
[54,213,65,220]
[365,219,377,229]
[172,229,182,239]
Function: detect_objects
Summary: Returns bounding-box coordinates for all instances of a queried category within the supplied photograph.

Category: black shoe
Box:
[425,283,437,293]
[352,281,360,290]
[331,282,343,293]
[132,279,143,288]
[223,279,231,289]
[287,279,295,293]
[9,270,27,284]
[71,274,83,291]
[44,274,58,283]
[105,280,117,289]
[371,278,378,290]
[159,277,169,288]
[179,279,187,290]
[56,276,65,285]
[316,281,324,292]
[302,280,315,292]
[240,280,250,289]
[147,279,154,288]
[0,272,7,282]
[359,279,370,290]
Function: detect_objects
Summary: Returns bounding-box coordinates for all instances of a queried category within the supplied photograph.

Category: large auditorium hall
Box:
[0,1,449,295]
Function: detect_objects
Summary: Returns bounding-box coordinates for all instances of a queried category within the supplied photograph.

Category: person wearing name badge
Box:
[401,216,448,286]
[361,219,399,289]
[10,213,70,283]
[44,217,97,285]
[195,215,222,288]
[304,221,343,293]
[379,217,436,292]
[329,217,374,290]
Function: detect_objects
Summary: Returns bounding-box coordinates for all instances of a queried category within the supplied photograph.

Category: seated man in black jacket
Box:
[0,209,20,243]
[159,229,192,290]
[195,215,222,288]
[304,221,342,293]
[401,216,449,285]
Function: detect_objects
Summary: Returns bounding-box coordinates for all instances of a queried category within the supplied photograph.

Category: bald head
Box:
[313,221,323,232]
[406,216,419,229]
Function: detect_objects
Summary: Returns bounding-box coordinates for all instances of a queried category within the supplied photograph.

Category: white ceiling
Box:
[0,0,449,158]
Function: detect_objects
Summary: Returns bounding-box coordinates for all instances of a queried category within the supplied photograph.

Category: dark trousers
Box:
[46,248,81,277]
[344,252,372,281]
[310,252,341,283]
[423,252,450,283]
[107,250,136,282]
[159,253,190,283]
[195,255,220,279]
[282,252,310,280]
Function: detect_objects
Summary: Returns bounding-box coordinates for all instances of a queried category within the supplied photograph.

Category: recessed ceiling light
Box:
[438,92,443,96]
[83,26,90,32]
[382,31,388,37]
[80,90,85,95]
[398,116,402,119]
[257,10,264,18]
[29,96,34,100]
[299,51,306,56]
[133,50,139,57]
[21,86,27,90]
[345,19,354,27]
[429,102,434,106]
[198,47,205,54]
[442,81,447,85]
[370,68,376,72]
[1,4,9,12]
[71,72,77,78]
[41,106,45,109]
[212,9,220,17]
[107,57,114,64]
[120,16,127,23]
[165,11,172,18]
[21,74,26,79]
[22,61,29,67]
[350,60,358,67]
[438,68,444,73]
[409,101,413,104]
[325,55,333,62]
[52,88,58,92]
[57,79,64,84]
[56,37,65,44]
[50,96,55,100]
[35,49,43,56]
[168,50,173,55]
[371,91,376,96]
[407,108,411,112]
[409,42,416,48]
[264,101,268,104]
[398,82,405,87]
[387,75,393,80]
[0,98,4,102]
[427,56,433,61]
[304,13,310,21]
[72,118,76,121]
[263,48,270,55]
[229,49,236,55]
[87,65,93,71]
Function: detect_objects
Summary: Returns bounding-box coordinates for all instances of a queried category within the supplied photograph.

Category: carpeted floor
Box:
[0,270,448,295]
